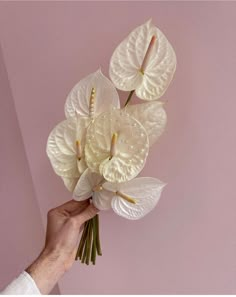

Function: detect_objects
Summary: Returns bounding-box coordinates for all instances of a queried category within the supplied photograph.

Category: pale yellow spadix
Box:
[140,35,156,74]
[109,132,118,159]
[76,140,82,161]
[89,87,96,117]
[115,191,136,204]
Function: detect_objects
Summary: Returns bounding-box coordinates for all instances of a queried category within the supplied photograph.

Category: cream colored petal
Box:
[65,69,120,119]
[85,109,149,183]
[46,117,89,178]
[73,168,103,201]
[124,101,167,146]
[84,139,108,173]
[92,190,113,210]
[73,170,92,201]
[109,19,176,100]
[103,177,166,220]
[77,158,88,174]
[61,177,79,192]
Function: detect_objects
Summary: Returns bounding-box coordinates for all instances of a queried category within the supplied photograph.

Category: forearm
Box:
[1,201,97,295]
[25,249,66,295]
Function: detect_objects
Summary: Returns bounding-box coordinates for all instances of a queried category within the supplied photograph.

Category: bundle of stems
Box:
[75,214,102,265]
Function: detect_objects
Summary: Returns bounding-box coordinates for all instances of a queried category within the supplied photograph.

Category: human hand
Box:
[26,200,98,294]
[44,199,98,269]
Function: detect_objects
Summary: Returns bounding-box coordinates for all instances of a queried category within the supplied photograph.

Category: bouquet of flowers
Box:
[46,19,176,265]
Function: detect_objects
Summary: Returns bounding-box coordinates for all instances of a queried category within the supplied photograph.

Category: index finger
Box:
[55,199,90,214]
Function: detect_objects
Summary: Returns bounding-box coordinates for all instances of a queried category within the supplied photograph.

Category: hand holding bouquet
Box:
[46,19,176,265]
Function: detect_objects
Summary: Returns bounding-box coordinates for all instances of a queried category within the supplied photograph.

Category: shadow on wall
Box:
[0,43,60,295]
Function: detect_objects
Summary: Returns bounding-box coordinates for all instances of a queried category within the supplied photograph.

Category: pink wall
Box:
[0,44,45,288]
[0,43,60,294]
[0,1,236,294]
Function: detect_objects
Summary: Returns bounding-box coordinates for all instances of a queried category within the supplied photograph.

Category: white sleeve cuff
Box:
[1,271,41,295]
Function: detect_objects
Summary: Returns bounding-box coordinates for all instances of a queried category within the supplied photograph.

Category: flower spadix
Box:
[124,101,167,146]
[109,19,176,100]
[65,69,120,119]
[46,116,89,191]
[85,109,149,183]
[73,169,166,220]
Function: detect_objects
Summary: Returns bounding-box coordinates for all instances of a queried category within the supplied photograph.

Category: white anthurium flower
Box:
[124,101,167,146]
[46,116,89,188]
[73,169,113,210]
[73,168,166,220]
[64,69,120,119]
[104,177,166,220]
[109,19,176,100]
[85,108,149,183]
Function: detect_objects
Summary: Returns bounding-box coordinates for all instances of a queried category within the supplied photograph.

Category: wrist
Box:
[41,247,67,273]
[42,245,76,272]
[26,248,66,294]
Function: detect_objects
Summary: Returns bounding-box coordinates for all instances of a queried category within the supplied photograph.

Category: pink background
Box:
[1,1,236,294]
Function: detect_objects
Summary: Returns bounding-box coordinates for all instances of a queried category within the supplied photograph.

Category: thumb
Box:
[76,203,99,224]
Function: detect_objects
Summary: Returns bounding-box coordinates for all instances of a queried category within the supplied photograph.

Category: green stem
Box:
[124,90,135,107]
[91,217,97,265]
[81,230,88,264]
[86,221,93,265]
[76,214,102,265]
[95,214,102,256]
[76,221,89,260]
